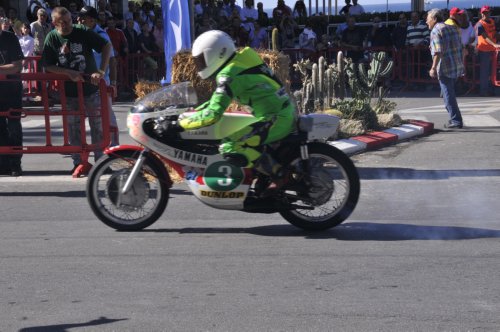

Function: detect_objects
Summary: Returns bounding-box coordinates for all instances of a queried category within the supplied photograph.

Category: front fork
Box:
[121,148,149,194]
[299,143,310,173]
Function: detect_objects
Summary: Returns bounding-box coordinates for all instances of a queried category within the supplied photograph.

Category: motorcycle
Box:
[86,82,360,231]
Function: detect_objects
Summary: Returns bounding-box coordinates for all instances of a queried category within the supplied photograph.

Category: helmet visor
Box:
[193,54,207,74]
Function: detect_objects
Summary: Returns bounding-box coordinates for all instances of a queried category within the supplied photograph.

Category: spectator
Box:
[340,15,365,62]
[445,7,464,31]
[196,13,218,36]
[106,16,128,57]
[339,0,351,16]
[140,1,155,28]
[97,9,108,28]
[256,2,269,27]
[0,6,5,17]
[137,21,159,81]
[79,5,119,147]
[335,12,349,44]
[240,0,258,34]
[30,8,52,56]
[0,21,24,176]
[18,22,35,57]
[194,0,204,18]
[461,11,476,48]
[427,8,464,129]
[279,14,298,49]
[299,20,317,51]
[407,11,429,46]
[224,0,242,18]
[109,1,123,28]
[228,15,249,47]
[124,18,139,53]
[391,13,408,49]
[272,0,292,25]
[124,0,137,22]
[367,15,392,48]
[7,8,23,35]
[474,5,500,97]
[348,0,364,16]
[316,33,332,52]
[292,0,307,25]
[42,6,112,173]
[152,17,164,51]
[0,15,11,31]
[68,1,79,22]
[249,21,268,48]
[26,0,49,22]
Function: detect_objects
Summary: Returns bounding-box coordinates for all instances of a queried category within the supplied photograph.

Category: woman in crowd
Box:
[18,22,35,57]
[292,0,307,24]
[249,21,268,49]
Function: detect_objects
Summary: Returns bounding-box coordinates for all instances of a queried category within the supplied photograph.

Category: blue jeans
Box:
[439,76,463,126]
[478,51,494,95]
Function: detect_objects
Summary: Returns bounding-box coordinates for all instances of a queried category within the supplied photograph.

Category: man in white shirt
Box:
[348,0,365,16]
[240,0,258,33]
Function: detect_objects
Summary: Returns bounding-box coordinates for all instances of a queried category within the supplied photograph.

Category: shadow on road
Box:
[18,316,127,332]
[143,222,500,241]
[0,188,190,197]
[357,167,500,180]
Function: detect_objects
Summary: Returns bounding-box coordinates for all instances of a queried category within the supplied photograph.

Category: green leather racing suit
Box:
[178,47,296,169]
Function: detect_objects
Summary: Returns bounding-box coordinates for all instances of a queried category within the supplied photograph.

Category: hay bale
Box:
[171,51,216,103]
[134,80,161,100]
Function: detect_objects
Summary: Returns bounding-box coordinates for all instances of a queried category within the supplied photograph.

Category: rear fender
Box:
[104,145,173,188]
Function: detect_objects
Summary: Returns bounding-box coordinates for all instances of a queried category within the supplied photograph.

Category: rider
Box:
[157,30,296,191]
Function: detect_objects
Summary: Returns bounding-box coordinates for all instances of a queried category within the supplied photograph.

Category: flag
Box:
[162,0,191,84]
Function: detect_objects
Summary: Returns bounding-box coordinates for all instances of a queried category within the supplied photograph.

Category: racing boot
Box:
[254,153,287,197]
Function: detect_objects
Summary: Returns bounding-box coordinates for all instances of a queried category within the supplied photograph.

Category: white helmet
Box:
[192,30,236,79]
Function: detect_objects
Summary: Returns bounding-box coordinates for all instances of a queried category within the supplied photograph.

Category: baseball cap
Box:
[480,5,491,13]
[449,7,464,16]
[79,5,98,19]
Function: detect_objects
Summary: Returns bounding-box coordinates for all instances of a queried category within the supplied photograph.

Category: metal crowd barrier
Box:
[492,50,500,87]
[22,55,43,100]
[120,52,166,88]
[0,73,111,177]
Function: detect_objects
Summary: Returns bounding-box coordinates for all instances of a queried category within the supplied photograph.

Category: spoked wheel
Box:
[280,143,360,231]
[86,151,169,231]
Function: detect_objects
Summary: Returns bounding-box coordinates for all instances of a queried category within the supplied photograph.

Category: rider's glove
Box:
[153,117,184,137]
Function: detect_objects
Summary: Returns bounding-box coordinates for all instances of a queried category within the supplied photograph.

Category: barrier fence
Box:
[492,50,500,87]
[0,73,111,177]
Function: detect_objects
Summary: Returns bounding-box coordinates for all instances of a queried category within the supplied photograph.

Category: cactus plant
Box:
[272,28,279,51]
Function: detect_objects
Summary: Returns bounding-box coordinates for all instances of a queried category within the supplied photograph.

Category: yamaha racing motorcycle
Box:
[86,82,360,231]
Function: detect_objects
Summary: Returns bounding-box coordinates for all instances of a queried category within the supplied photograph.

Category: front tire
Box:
[86,151,170,230]
[280,143,360,231]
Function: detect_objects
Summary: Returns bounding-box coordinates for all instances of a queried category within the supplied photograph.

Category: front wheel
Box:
[280,143,360,231]
[86,151,170,230]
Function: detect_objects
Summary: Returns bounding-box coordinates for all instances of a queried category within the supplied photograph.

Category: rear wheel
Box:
[86,151,169,230]
[280,143,360,231]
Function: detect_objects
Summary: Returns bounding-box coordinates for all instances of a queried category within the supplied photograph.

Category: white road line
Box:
[0,176,87,183]
[463,115,500,127]
[399,99,500,114]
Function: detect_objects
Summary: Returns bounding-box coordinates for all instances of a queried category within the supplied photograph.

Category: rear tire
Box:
[86,151,169,231]
[280,143,360,231]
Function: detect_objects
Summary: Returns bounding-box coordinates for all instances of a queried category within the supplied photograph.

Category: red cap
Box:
[480,5,491,13]
[449,7,464,16]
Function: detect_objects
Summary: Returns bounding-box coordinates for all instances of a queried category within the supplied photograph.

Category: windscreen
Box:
[131,81,198,113]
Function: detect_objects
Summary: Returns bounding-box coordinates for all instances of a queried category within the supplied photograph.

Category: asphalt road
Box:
[1,93,500,331]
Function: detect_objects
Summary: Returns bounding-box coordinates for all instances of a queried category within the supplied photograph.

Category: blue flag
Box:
[162,0,191,84]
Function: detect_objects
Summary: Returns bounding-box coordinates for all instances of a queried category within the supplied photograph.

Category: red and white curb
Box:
[330,120,434,155]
